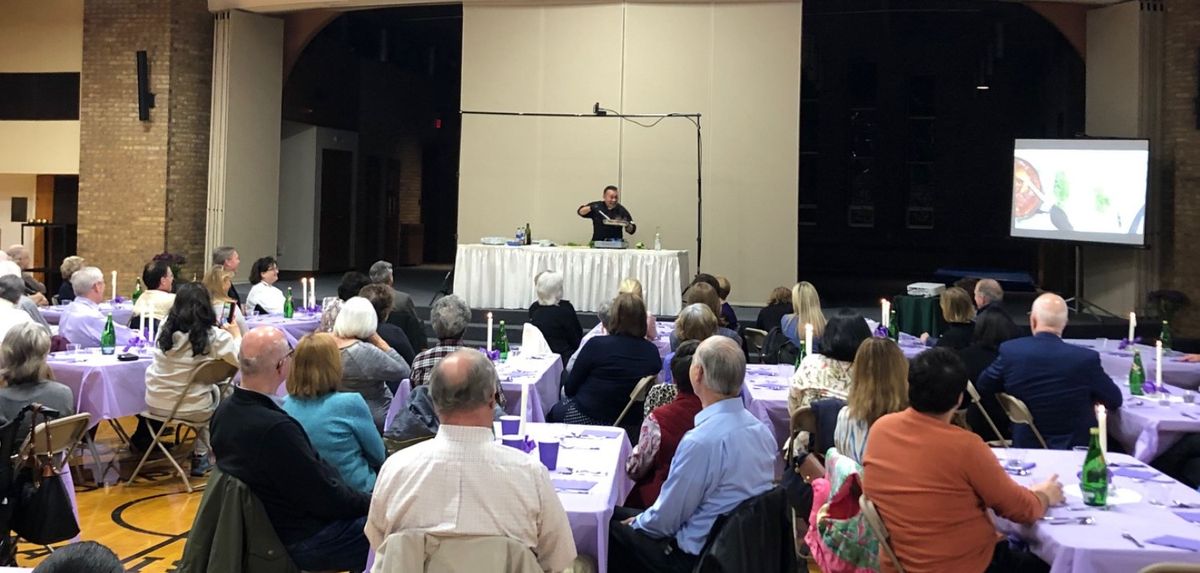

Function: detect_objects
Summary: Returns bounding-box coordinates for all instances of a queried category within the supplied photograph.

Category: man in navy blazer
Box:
[976,293,1123,449]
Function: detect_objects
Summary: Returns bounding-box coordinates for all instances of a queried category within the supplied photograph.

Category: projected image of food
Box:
[1012,158,1044,220]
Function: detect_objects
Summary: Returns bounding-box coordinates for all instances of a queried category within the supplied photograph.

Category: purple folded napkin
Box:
[1146,535,1200,552]
[1174,511,1200,524]
[579,429,621,439]
[1112,467,1160,480]
[552,478,596,492]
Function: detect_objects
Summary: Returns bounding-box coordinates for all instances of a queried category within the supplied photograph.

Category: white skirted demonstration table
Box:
[453,244,688,315]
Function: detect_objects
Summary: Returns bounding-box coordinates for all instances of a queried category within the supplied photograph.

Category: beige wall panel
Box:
[0,174,38,248]
[0,0,83,72]
[0,121,80,174]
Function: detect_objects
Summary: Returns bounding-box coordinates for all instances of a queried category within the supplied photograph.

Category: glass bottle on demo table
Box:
[498,320,510,360]
[100,313,117,355]
[1161,320,1173,351]
[887,308,899,341]
[283,287,295,319]
[1081,427,1109,507]
[1129,349,1145,396]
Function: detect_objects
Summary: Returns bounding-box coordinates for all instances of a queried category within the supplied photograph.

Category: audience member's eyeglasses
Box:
[276,346,295,370]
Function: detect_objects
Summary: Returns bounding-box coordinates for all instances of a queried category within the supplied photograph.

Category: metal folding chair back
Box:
[860,494,907,573]
[613,375,656,427]
[22,413,91,473]
[742,328,768,362]
[965,380,1009,446]
[995,392,1049,449]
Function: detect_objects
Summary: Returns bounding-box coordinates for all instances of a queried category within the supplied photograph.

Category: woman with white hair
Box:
[332,297,411,431]
[528,270,582,364]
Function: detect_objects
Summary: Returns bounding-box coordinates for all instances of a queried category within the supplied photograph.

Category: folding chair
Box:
[860,494,907,573]
[613,375,656,428]
[127,360,238,492]
[995,392,1049,449]
[743,328,768,363]
[965,380,1010,447]
[19,412,91,553]
[1139,564,1200,573]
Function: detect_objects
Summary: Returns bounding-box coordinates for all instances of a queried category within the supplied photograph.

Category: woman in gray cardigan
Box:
[332,297,411,431]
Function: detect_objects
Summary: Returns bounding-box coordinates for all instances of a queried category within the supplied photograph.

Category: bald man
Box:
[976,293,1123,449]
[211,327,370,571]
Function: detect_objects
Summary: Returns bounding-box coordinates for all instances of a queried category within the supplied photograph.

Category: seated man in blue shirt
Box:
[58,266,135,347]
[608,336,776,573]
[976,292,1122,449]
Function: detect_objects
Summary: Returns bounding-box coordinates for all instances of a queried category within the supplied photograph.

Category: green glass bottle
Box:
[887,308,899,341]
[793,341,807,370]
[524,222,532,246]
[131,279,144,303]
[1161,320,1173,351]
[100,313,117,355]
[1081,427,1109,507]
[283,287,295,319]
[1129,348,1145,396]
[498,320,510,360]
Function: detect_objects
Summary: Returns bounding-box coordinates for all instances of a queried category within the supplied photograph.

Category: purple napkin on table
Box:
[1146,535,1200,552]
[1174,511,1200,525]
[552,478,596,492]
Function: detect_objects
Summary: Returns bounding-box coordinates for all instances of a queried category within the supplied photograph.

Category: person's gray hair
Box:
[431,294,471,339]
[430,349,497,415]
[693,336,746,396]
[60,255,86,279]
[212,246,237,266]
[72,266,103,296]
[0,275,24,304]
[333,297,378,340]
[596,300,612,330]
[1,322,50,386]
[976,279,1003,304]
[535,270,564,306]
[1031,292,1069,333]
[5,245,27,262]
[238,327,290,376]
[368,260,394,285]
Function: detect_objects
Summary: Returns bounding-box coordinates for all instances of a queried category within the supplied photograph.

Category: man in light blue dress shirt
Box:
[608,336,776,572]
[58,266,135,348]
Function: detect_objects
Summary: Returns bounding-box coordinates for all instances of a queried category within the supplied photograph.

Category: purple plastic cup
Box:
[499,415,521,435]
[538,439,560,471]
[501,434,525,450]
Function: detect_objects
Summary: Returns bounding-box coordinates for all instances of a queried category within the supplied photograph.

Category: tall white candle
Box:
[301,278,308,312]
[139,314,145,341]
[881,299,890,328]
[804,323,814,356]
[519,382,529,437]
[148,311,156,347]
[309,278,316,309]
[486,312,494,352]
[1156,340,1164,386]
[1129,312,1137,342]
[1097,405,1107,455]
[111,271,117,300]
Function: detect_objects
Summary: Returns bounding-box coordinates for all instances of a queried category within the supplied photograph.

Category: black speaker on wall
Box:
[136,50,155,121]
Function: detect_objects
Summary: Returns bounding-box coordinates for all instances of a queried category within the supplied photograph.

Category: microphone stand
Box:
[461,106,704,273]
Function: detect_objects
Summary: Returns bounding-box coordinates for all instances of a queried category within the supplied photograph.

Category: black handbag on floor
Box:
[12,404,79,545]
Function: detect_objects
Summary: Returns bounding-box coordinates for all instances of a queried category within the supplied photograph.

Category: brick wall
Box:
[1164,0,1200,333]
[78,0,211,296]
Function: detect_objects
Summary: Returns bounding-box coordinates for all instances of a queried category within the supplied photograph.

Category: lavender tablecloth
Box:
[1110,379,1200,462]
[47,351,153,428]
[523,423,633,573]
[244,312,322,343]
[1066,339,1200,390]
[496,353,565,423]
[741,364,794,451]
[993,448,1200,573]
[40,301,135,327]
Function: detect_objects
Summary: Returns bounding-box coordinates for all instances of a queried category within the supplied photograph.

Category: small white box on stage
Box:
[907,282,946,297]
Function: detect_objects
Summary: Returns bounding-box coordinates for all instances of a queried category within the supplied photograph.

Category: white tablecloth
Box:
[453,245,688,315]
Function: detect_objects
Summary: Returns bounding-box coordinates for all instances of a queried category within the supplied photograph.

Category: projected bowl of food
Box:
[1012,157,1044,220]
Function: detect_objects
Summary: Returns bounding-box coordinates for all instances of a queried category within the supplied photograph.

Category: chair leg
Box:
[156,438,193,493]
[126,421,193,493]
[82,434,114,485]
[107,419,131,446]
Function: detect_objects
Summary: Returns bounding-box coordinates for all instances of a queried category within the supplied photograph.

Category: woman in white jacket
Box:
[246,256,285,315]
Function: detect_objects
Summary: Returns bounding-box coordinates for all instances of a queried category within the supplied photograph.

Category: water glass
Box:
[1184,390,1196,405]
[1096,338,1108,351]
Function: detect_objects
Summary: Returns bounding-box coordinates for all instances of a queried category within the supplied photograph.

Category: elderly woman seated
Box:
[549,293,661,429]
[410,295,472,387]
[144,283,241,476]
[644,303,718,414]
[58,256,86,304]
[332,297,411,432]
[528,270,582,363]
[0,322,74,438]
[283,333,385,493]
[358,284,416,367]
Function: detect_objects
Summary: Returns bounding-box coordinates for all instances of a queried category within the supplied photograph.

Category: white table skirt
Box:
[453,244,688,315]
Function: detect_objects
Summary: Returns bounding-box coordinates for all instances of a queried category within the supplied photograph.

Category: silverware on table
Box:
[1043,517,1094,525]
[1122,531,1145,549]
[1181,411,1198,420]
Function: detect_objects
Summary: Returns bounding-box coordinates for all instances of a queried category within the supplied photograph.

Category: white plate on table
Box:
[1066,485,1143,506]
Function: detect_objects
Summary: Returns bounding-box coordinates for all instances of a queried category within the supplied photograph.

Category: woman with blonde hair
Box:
[283,333,384,493]
[57,255,86,304]
[919,286,977,350]
[833,337,908,463]
[780,281,827,349]
[673,283,740,348]
[618,277,658,340]
[202,265,248,336]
